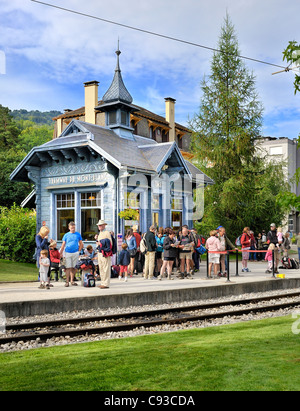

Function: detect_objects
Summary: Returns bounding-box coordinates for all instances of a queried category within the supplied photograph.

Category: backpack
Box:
[140,234,148,255]
[290,258,299,269]
[111,233,117,254]
[196,245,207,255]
[111,265,120,278]
[281,257,292,269]
[83,273,95,287]
[235,235,242,246]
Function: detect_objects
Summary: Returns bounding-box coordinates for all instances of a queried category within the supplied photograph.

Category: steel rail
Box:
[1,293,300,345]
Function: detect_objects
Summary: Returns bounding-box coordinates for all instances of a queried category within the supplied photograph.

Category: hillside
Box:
[11,109,62,126]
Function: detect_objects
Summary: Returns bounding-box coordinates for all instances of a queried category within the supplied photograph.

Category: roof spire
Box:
[115,38,121,71]
[102,43,133,104]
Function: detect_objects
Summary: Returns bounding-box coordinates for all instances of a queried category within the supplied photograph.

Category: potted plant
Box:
[118,208,139,226]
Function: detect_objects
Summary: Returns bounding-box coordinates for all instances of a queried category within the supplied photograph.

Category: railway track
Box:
[1,291,300,346]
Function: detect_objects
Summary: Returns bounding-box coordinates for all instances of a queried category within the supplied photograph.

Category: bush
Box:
[0,205,36,263]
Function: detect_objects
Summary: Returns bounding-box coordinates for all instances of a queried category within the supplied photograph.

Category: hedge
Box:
[0,205,36,263]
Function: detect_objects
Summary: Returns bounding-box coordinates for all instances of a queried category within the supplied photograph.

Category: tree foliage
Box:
[0,205,36,262]
[190,15,288,239]
[283,41,300,95]
[0,105,55,207]
[276,41,300,211]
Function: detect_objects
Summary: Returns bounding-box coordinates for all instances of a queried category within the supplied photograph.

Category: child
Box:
[241,227,252,273]
[118,243,131,282]
[39,250,50,289]
[205,230,221,278]
[49,241,60,282]
[277,227,283,243]
[85,245,98,277]
[265,243,275,274]
[277,227,283,249]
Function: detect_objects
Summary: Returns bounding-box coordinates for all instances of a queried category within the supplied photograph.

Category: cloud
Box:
[0,0,299,137]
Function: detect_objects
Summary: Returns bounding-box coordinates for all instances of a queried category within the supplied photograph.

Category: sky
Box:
[0,0,299,139]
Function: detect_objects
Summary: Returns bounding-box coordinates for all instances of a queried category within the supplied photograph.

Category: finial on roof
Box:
[102,44,133,104]
[115,39,121,71]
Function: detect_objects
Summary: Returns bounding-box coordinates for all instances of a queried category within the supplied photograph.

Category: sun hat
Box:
[97,219,108,226]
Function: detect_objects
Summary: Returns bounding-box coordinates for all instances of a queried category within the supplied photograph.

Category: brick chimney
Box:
[165,97,176,142]
[84,81,99,125]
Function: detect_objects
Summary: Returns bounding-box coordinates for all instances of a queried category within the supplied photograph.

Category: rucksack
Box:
[281,257,292,269]
[235,235,242,246]
[111,233,117,254]
[290,258,299,269]
[196,245,207,255]
[83,273,95,287]
[140,234,148,255]
[111,265,120,278]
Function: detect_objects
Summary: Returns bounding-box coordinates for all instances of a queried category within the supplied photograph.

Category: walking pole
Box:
[226,251,231,282]
[235,249,239,276]
[272,249,275,278]
[206,251,209,278]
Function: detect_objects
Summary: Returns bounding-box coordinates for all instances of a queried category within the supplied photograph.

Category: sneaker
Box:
[124,277,128,282]
[45,284,50,289]
[177,273,184,279]
[118,276,122,281]
[38,284,45,289]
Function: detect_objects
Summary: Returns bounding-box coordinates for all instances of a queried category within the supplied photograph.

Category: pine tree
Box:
[190,14,287,238]
[191,14,263,184]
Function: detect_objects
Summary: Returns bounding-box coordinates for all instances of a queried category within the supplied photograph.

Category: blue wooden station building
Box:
[10,48,213,244]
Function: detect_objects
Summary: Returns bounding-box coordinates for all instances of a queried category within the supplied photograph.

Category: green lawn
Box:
[0,259,37,282]
[0,315,299,391]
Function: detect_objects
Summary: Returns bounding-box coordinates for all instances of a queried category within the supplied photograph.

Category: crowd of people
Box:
[35,221,296,289]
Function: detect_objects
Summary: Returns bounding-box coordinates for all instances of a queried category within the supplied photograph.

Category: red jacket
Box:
[241,233,251,249]
[49,248,60,264]
[133,232,141,248]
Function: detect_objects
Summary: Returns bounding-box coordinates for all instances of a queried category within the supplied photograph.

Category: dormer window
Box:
[121,111,128,126]
[108,111,117,125]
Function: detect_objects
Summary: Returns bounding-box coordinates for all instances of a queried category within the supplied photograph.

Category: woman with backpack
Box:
[158,228,178,280]
[125,228,137,277]
[241,227,251,273]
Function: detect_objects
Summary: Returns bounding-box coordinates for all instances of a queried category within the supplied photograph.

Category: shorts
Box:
[120,265,128,273]
[156,251,163,259]
[242,247,250,260]
[209,254,220,264]
[164,257,175,262]
[179,252,193,260]
[65,252,79,269]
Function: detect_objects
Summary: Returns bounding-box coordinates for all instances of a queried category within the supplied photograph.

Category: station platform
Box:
[1,261,300,318]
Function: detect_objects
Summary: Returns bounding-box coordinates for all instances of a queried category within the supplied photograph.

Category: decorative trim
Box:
[41,161,107,177]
